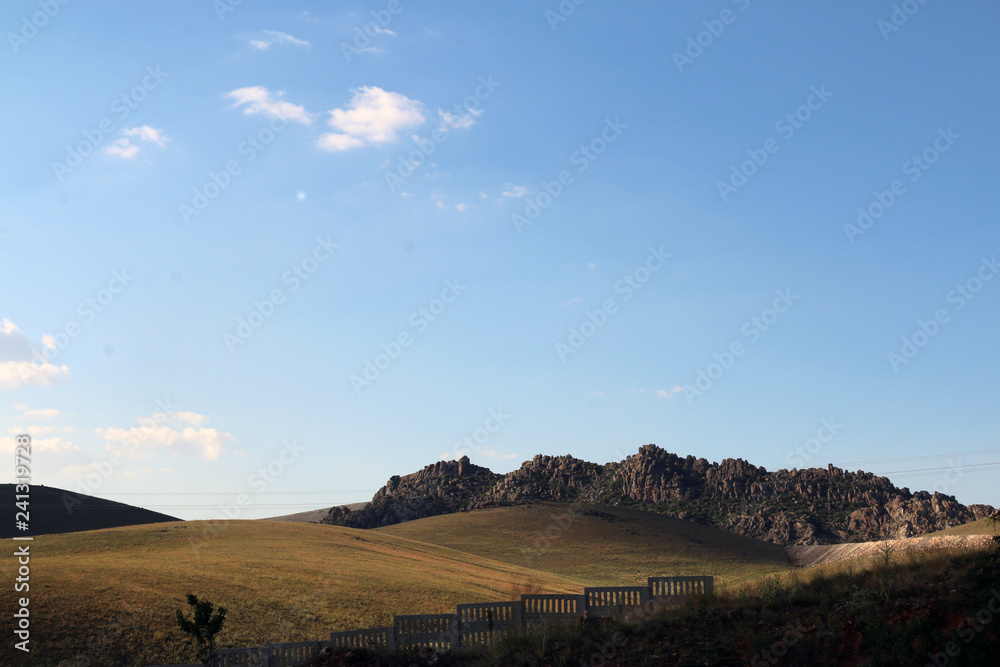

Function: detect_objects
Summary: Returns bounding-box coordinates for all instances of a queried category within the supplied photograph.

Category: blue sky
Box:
[2,1,998,520]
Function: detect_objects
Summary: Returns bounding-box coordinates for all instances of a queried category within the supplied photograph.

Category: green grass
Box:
[0,519,581,666]
[375,502,792,588]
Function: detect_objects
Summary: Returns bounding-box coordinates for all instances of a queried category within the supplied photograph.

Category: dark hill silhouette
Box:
[1,484,179,538]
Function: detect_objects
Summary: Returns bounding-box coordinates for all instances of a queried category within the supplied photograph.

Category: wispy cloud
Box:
[226,86,315,125]
[317,86,424,151]
[105,126,169,160]
[251,30,311,51]
[438,107,481,131]
[0,319,69,388]
[657,386,684,399]
[125,125,168,148]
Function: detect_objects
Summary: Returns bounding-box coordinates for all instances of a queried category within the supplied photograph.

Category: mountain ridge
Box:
[321,444,994,545]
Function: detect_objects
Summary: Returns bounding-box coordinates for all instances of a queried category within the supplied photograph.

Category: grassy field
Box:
[375,502,793,588]
[0,519,581,666]
[927,516,999,536]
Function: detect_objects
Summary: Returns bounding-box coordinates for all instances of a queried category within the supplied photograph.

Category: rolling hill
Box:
[0,483,179,538]
[0,519,580,667]
[375,502,792,588]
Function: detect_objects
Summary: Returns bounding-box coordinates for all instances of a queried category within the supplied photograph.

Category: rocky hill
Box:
[321,444,994,545]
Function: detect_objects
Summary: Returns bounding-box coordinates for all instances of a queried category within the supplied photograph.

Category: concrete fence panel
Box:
[457,600,521,644]
[584,586,649,616]
[394,613,460,649]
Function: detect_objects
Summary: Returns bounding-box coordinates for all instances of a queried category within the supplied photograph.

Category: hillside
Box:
[0,520,580,667]
[375,502,791,588]
[0,484,179,538]
[927,515,999,536]
[322,445,995,545]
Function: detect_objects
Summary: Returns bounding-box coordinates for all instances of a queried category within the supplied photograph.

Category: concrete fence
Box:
[201,575,713,666]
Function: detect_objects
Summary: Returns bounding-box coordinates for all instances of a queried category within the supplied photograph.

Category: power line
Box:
[835,447,1000,467]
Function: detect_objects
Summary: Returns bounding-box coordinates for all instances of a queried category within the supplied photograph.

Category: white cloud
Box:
[589,391,604,398]
[97,411,233,461]
[657,387,684,399]
[454,203,469,212]
[251,30,311,51]
[19,407,58,420]
[8,424,56,435]
[561,297,584,308]
[588,262,597,269]
[227,86,315,125]
[317,86,424,151]
[125,125,168,148]
[0,434,80,456]
[629,388,646,395]
[438,107,481,131]
[316,132,365,152]
[263,30,311,48]
[0,320,69,388]
[501,184,526,198]
[104,138,140,160]
[174,411,207,426]
[480,447,518,460]
[104,127,167,160]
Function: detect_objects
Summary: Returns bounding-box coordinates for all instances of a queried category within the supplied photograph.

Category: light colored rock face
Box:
[320,444,994,546]
[785,534,995,568]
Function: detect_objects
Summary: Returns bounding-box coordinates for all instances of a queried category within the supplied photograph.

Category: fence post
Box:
[451,614,461,648]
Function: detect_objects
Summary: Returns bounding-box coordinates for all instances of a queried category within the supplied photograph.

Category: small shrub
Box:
[175,593,227,663]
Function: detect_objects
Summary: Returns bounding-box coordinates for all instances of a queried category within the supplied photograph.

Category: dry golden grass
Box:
[0,519,580,666]
[925,516,998,536]
[375,502,792,589]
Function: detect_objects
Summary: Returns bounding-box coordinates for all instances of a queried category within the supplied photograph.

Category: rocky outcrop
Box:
[320,445,994,545]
